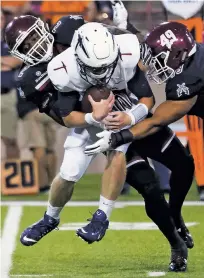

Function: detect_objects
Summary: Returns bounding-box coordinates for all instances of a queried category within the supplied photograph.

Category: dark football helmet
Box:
[4,15,54,66]
[143,22,196,84]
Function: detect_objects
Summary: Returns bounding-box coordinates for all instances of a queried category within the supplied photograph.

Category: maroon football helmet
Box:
[5,15,54,66]
[144,22,196,84]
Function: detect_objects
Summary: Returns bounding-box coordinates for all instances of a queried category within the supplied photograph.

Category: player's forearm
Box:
[130,118,161,139]
[62,111,103,128]
[125,97,153,127]
[109,118,161,149]
[138,96,155,111]
[62,111,88,128]
[126,22,144,42]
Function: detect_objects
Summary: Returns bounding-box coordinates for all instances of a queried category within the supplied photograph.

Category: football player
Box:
[5,8,191,271]
[85,22,204,162]
[46,20,192,271]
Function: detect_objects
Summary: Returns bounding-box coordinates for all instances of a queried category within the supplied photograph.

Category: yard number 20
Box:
[160,30,177,48]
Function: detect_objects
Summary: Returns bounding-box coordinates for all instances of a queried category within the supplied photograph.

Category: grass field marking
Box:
[1,206,23,278]
[1,201,204,207]
[148,272,166,277]
[10,275,54,277]
[60,221,199,231]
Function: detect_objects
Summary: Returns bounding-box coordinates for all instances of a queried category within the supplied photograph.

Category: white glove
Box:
[84,130,112,155]
[110,0,128,29]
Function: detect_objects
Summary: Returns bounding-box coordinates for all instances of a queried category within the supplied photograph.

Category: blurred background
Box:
[1,0,204,200]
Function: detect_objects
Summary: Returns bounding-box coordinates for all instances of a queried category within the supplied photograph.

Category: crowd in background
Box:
[1,0,204,195]
[0,0,116,192]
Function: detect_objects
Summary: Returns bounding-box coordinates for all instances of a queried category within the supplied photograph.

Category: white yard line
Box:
[1,206,23,278]
[10,275,54,277]
[1,200,204,207]
[148,272,166,277]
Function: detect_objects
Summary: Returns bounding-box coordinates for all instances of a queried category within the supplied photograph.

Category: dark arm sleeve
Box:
[45,108,65,126]
[126,22,144,42]
[104,23,144,42]
[127,66,153,99]
[57,91,80,117]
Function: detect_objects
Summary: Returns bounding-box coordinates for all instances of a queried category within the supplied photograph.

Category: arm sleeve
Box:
[127,66,153,99]
[45,108,65,126]
[126,22,144,42]
[57,91,80,117]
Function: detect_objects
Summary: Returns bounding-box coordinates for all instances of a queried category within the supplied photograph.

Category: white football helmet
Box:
[71,22,119,84]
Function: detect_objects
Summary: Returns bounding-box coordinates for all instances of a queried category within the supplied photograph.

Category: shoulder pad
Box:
[166,74,202,101]
[16,63,55,99]
[48,47,87,93]
[48,48,72,92]
[115,34,140,68]
[51,15,85,46]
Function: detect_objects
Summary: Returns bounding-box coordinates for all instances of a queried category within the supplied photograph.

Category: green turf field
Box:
[1,174,204,278]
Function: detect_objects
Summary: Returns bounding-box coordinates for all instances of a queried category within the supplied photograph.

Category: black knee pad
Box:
[126,161,162,198]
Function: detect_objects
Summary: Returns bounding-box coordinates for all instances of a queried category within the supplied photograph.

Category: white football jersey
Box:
[47,33,140,95]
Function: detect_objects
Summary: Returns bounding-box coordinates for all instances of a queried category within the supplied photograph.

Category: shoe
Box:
[76,209,109,244]
[178,225,194,249]
[20,212,59,246]
[169,242,188,272]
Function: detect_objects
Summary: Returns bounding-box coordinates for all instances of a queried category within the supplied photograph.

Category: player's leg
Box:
[44,115,57,186]
[76,144,129,243]
[126,160,188,271]
[129,127,195,248]
[20,128,94,246]
[100,150,126,214]
[152,136,194,248]
[46,150,57,185]
[32,147,49,190]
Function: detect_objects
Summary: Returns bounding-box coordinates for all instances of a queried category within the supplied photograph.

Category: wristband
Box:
[126,103,148,126]
[85,113,105,129]
[85,113,100,125]
[111,129,134,148]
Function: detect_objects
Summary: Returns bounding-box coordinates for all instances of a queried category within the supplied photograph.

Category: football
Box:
[81,86,111,113]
